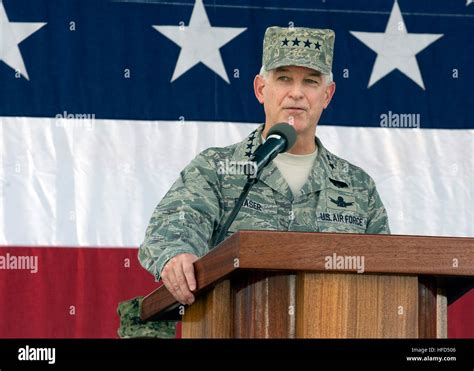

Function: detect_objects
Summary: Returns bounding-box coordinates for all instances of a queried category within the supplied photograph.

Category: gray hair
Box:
[259,66,333,85]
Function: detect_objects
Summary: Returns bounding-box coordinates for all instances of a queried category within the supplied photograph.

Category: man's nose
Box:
[288,83,304,100]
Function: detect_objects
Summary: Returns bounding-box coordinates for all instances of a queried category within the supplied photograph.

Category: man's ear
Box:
[254,74,265,104]
[323,82,336,109]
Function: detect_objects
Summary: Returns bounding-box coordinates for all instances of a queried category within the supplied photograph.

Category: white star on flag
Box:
[350,0,443,90]
[153,0,246,83]
[0,1,46,80]
[467,0,473,6]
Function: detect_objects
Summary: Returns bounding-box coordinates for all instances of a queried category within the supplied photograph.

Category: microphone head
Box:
[267,123,297,152]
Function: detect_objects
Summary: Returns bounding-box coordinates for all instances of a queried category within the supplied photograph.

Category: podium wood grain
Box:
[296,273,418,338]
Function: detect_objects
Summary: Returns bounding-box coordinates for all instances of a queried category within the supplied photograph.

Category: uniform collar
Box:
[233,125,351,200]
[299,137,352,197]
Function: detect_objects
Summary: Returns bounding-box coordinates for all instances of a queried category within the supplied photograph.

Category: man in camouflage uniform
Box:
[118,26,390,338]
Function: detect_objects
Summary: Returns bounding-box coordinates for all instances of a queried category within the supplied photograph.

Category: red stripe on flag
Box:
[0,246,172,338]
[448,289,474,339]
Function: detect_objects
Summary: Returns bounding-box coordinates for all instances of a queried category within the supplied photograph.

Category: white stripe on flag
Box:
[1,117,472,246]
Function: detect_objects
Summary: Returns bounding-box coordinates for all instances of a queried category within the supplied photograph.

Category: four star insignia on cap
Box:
[281,37,323,52]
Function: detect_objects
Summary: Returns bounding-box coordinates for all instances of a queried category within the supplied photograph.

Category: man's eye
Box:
[305,79,318,84]
[277,76,290,81]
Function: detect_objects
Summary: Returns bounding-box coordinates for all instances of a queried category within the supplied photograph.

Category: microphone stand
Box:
[214,169,263,246]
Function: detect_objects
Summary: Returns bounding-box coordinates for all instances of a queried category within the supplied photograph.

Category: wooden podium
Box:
[140,231,474,338]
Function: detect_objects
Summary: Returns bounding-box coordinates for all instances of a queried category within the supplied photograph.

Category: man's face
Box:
[254,65,336,136]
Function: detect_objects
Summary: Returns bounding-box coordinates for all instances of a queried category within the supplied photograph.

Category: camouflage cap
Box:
[262,26,335,75]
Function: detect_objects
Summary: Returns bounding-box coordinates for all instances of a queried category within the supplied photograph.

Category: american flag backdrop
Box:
[0,0,473,338]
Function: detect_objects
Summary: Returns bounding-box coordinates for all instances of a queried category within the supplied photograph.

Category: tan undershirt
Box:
[261,133,318,195]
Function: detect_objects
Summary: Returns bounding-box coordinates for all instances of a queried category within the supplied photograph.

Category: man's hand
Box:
[161,253,199,305]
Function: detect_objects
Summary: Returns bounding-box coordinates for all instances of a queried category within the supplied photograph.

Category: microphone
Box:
[251,122,297,175]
